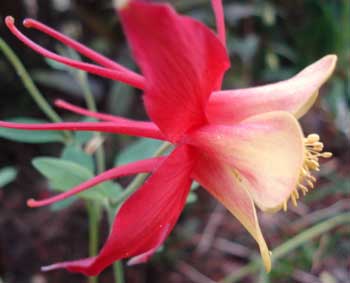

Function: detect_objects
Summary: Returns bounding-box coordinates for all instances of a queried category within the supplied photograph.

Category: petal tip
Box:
[259,242,272,272]
[323,54,338,75]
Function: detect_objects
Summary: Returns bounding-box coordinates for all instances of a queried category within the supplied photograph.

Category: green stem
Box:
[111,142,172,206]
[107,207,125,283]
[72,60,106,283]
[75,69,106,174]
[87,201,100,283]
[72,49,106,173]
[77,71,97,112]
[0,37,71,142]
[220,212,350,283]
[114,261,125,283]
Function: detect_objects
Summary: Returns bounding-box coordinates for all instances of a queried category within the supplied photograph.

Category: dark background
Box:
[0,1,349,283]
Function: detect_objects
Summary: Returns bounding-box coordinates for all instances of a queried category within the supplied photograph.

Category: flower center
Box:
[282,133,332,211]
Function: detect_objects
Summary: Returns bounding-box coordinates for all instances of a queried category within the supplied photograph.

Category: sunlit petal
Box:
[207,55,337,124]
[188,111,304,211]
[193,153,271,271]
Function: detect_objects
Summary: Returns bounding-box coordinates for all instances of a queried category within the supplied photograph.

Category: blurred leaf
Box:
[51,197,77,211]
[115,138,167,166]
[61,144,95,173]
[32,157,122,203]
[108,82,135,117]
[45,58,69,71]
[186,192,198,204]
[191,181,200,190]
[270,43,298,62]
[0,118,64,143]
[0,166,17,188]
[306,174,350,202]
[260,2,277,26]
[225,4,257,25]
[33,68,102,100]
[326,79,350,138]
[230,34,259,64]
[32,70,82,95]
[74,117,96,144]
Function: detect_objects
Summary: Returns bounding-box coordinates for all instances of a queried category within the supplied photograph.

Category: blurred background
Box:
[0,0,349,283]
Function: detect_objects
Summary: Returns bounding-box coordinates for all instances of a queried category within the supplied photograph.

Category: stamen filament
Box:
[283,133,332,211]
[28,156,165,207]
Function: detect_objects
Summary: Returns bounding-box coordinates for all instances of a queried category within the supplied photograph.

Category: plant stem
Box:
[107,207,125,283]
[87,201,100,283]
[220,212,350,283]
[73,60,106,283]
[111,141,172,206]
[66,47,106,174]
[75,69,106,174]
[114,261,125,283]
[0,37,71,142]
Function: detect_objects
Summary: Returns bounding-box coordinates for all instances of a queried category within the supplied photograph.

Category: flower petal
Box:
[119,1,230,142]
[192,153,271,271]
[41,145,195,276]
[207,55,337,124]
[188,111,304,211]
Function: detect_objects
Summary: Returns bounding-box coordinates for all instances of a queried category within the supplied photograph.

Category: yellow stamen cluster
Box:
[282,134,332,211]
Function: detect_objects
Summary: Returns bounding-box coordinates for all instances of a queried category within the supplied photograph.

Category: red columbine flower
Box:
[1,0,336,276]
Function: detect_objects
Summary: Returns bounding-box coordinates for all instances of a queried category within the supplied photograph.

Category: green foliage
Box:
[0,166,17,188]
[32,157,122,203]
[115,138,167,166]
[0,118,64,143]
[306,173,350,202]
[61,144,95,173]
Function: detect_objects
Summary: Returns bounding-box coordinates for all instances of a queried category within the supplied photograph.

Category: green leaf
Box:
[186,192,198,204]
[61,144,95,172]
[108,82,135,116]
[0,166,17,188]
[0,118,64,143]
[32,157,122,203]
[74,117,96,144]
[115,138,167,166]
[50,197,77,211]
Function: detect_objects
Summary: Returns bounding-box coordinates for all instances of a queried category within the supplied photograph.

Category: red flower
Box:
[1,0,336,275]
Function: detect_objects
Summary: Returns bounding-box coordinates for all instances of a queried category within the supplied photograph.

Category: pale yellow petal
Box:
[207,55,337,124]
[188,111,304,211]
[192,153,271,271]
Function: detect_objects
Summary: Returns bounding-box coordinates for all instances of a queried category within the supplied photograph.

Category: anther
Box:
[282,133,332,212]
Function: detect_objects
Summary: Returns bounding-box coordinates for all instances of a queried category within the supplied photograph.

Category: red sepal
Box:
[41,145,195,276]
[120,1,229,142]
